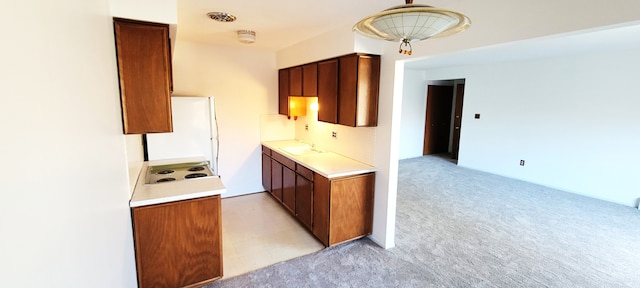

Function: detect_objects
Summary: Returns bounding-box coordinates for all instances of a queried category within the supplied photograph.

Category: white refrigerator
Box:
[146,96,219,175]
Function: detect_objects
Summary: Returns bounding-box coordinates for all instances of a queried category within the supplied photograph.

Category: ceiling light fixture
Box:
[353,0,470,55]
[237,30,256,44]
[207,12,237,22]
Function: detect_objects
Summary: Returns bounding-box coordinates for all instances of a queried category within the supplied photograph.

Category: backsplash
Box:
[259,98,376,166]
[296,98,375,165]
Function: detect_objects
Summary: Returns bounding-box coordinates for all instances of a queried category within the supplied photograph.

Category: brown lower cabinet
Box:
[312,173,375,246]
[295,174,313,230]
[282,166,296,213]
[131,196,223,288]
[261,145,374,247]
[271,159,283,201]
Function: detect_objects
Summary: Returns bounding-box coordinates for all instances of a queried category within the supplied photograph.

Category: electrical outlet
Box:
[520,160,525,166]
[331,130,337,138]
[304,124,309,131]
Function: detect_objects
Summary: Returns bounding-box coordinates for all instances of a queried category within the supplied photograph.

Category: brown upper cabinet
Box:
[317,59,338,123]
[302,63,318,96]
[287,64,317,97]
[338,54,380,127]
[278,53,380,127]
[278,69,290,116]
[289,66,303,96]
[114,18,173,134]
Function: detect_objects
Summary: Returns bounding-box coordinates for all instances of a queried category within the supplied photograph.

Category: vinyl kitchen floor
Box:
[221,192,324,279]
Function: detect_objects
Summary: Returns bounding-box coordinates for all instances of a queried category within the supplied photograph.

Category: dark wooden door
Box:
[337,54,380,127]
[317,59,338,123]
[423,85,453,155]
[261,152,271,192]
[451,84,465,160]
[295,175,313,230]
[282,166,296,213]
[278,69,289,116]
[338,54,358,126]
[312,174,330,247]
[289,66,302,95]
[271,160,283,201]
[302,63,317,96]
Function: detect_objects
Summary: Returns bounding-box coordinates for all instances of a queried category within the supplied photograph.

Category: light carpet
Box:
[209,155,640,287]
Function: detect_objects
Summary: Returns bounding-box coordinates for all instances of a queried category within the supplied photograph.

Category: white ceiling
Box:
[404,22,640,70]
[176,0,466,51]
[176,0,640,68]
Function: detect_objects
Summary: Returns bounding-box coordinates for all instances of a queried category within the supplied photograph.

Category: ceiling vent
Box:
[207,12,237,22]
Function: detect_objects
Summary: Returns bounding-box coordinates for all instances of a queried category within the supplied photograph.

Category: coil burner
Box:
[146,162,214,184]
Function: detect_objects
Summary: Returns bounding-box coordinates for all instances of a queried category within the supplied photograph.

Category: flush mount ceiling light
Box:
[353,0,470,55]
[207,12,237,22]
[237,30,256,44]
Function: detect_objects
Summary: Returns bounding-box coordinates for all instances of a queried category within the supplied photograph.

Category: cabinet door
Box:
[338,54,358,127]
[302,63,318,96]
[271,160,283,201]
[354,55,380,127]
[338,54,380,127]
[312,174,330,247]
[262,152,271,192]
[296,175,313,230]
[317,59,338,123]
[132,196,222,288]
[114,18,173,134]
[282,166,296,213]
[329,173,375,245]
[278,69,290,116]
[289,66,303,96]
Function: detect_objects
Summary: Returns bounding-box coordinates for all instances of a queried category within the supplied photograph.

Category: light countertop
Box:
[130,157,226,207]
[261,140,376,178]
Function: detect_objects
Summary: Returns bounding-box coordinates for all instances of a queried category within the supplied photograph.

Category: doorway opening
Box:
[423,79,466,161]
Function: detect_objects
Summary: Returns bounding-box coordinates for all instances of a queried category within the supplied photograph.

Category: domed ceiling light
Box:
[353,0,470,55]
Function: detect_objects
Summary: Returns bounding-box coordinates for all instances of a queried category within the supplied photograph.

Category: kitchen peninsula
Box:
[130,158,226,288]
[262,140,376,247]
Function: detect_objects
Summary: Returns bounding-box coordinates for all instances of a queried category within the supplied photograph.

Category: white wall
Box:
[453,48,640,206]
[172,40,277,198]
[399,39,640,207]
[398,70,427,159]
[110,0,177,24]
[351,0,640,249]
[277,24,356,68]
[125,135,144,193]
[0,0,137,287]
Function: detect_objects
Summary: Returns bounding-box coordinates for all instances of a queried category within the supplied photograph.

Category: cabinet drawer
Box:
[272,151,295,170]
[262,145,271,156]
[296,164,314,181]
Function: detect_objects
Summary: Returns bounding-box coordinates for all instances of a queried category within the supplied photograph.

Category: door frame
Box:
[451,83,465,160]
[422,80,466,160]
